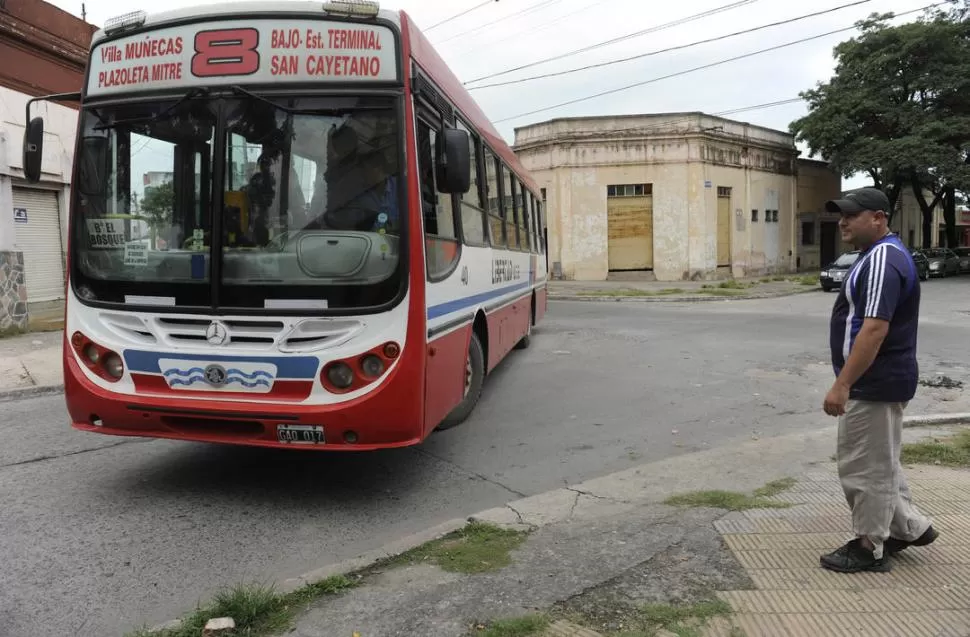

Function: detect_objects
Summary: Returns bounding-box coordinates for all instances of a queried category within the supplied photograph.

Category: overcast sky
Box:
[47,0,944,191]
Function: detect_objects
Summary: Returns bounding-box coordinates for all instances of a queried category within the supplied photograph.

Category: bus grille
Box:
[98,312,363,352]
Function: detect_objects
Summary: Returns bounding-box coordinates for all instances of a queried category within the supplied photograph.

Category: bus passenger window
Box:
[417,119,459,279]
[484,148,504,247]
[456,120,486,246]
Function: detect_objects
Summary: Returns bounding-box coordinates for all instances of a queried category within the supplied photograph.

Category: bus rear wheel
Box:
[437,331,485,431]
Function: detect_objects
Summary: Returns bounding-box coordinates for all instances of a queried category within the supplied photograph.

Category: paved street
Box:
[1,279,969,637]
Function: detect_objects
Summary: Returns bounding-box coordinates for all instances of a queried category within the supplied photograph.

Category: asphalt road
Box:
[2,279,969,637]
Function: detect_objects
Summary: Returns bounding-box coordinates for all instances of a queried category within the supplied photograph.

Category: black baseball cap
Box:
[825,187,892,217]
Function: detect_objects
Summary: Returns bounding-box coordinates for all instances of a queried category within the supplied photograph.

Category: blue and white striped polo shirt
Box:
[829,233,921,402]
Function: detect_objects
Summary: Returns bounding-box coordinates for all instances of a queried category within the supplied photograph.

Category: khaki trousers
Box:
[837,399,932,559]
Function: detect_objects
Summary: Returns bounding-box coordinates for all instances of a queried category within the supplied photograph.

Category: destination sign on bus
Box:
[87,19,399,97]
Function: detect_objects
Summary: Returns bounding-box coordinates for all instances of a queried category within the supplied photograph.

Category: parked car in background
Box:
[819,251,860,291]
[912,250,930,281]
[954,247,970,274]
[918,247,961,277]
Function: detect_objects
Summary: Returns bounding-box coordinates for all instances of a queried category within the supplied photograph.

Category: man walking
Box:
[820,187,938,573]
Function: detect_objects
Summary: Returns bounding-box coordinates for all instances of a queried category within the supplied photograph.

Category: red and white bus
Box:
[21,1,548,450]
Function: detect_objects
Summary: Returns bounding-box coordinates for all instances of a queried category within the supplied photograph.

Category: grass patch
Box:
[472,614,551,637]
[696,288,746,297]
[125,576,356,637]
[578,288,685,297]
[639,599,733,637]
[752,477,798,499]
[386,522,529,574]
[901,429,970,468]
[664,478,796,512]
[0,325,27,339]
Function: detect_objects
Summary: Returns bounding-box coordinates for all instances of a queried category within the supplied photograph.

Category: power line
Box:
[465,0,762,84]
[434,0,565,46]
[450,0,614,58]
[492,2,947,125]
[469,0,873,91]
[426,0,497,32]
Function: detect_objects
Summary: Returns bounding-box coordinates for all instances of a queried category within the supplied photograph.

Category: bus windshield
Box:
[72,93,404,312]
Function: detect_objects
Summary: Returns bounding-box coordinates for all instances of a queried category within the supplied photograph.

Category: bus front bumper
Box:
[64,356,425,451]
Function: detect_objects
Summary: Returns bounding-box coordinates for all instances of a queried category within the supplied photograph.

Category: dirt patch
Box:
[550,521,753,635]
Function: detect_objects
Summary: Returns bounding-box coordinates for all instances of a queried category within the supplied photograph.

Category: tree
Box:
[141,180,174,249]
[790,4,970,247]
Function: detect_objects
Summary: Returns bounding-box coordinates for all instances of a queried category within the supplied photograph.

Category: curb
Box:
[0,383,64,402]
[903,412,970,427]
[548,287,820,303]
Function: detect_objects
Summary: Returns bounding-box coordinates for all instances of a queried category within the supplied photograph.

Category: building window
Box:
[607,183,652,197]
[751,209,759,222]
[772,210,779,222]
[801,221,815,245]
[540,187,547,201]
[717,186,732,197]
[909,229,915,247]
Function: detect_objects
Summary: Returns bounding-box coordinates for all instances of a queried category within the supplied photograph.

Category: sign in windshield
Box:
[87,19,399,97]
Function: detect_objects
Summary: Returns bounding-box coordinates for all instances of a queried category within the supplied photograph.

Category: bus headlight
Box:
[360,355,385,378]
[326,363,355,389]
[84,344,100,363]
[103,353,124,379]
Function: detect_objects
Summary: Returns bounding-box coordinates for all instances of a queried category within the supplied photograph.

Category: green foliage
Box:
[790,5,970,244]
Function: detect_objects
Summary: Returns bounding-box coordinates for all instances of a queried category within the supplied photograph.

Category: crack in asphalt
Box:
[0,439,151,470]
[410,447,528,499]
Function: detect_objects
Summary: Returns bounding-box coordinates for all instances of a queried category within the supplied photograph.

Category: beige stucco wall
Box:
[515,113,800,281]
[795,159,846,270]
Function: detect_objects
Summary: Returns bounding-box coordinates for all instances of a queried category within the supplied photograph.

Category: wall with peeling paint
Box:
[795,159,845,270]
[514,113,808,281]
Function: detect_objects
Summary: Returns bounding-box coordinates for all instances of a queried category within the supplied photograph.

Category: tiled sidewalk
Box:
[704,463,970,637]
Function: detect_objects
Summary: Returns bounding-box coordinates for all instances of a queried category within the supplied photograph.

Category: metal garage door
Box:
[12,187,65,302]
[607,194,654,271]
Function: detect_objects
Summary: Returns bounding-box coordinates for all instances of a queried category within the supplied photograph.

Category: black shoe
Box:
[884,525,939,555]
[820,538,891,573]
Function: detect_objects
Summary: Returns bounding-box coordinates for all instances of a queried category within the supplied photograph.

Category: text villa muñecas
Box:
[96,27,386,89]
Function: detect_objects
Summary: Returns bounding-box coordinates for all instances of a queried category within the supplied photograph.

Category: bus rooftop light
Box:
[322,1,380,18]
[104,10,147,35]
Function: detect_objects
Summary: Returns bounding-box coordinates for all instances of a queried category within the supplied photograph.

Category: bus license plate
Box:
[277,424,325,445]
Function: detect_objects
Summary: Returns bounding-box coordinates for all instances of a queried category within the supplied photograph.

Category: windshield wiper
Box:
[94,87,209,130]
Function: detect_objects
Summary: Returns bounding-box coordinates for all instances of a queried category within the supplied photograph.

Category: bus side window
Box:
[526,193,535,253]
[484,148,504,247]
[416,118,460,280]
[501,164,516,249]
[456,120,486,246]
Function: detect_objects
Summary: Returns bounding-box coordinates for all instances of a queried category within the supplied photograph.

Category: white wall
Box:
[0,86,79,252]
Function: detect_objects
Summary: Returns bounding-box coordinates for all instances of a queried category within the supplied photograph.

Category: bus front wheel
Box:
[437,331,486,431]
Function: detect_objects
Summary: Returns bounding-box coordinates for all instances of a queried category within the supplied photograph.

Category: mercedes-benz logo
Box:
[203,364,227,387]
[205,321,229,346]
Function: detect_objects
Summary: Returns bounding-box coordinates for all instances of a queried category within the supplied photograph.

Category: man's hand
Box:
[824,381,851,417]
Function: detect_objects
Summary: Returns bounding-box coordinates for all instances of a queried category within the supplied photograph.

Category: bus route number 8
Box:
[191,28,261,77]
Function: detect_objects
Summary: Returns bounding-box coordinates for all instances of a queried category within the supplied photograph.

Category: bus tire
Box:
[437,331,485,431]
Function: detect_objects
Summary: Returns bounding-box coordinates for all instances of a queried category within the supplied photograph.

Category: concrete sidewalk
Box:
[0,330,62,399]
[274,423,970,637]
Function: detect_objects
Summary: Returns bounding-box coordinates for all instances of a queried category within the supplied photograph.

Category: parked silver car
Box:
[954,247,970,274]
[918,248,961,277]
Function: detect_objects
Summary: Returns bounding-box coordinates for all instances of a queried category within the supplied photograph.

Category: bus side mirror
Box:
[22,117,45,183]
[78,137,109,196]
[435,128,471,195]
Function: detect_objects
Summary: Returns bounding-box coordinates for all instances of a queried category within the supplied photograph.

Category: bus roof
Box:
[401,11,540,195]
[91,1,401,44]
[90,2,538,194]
